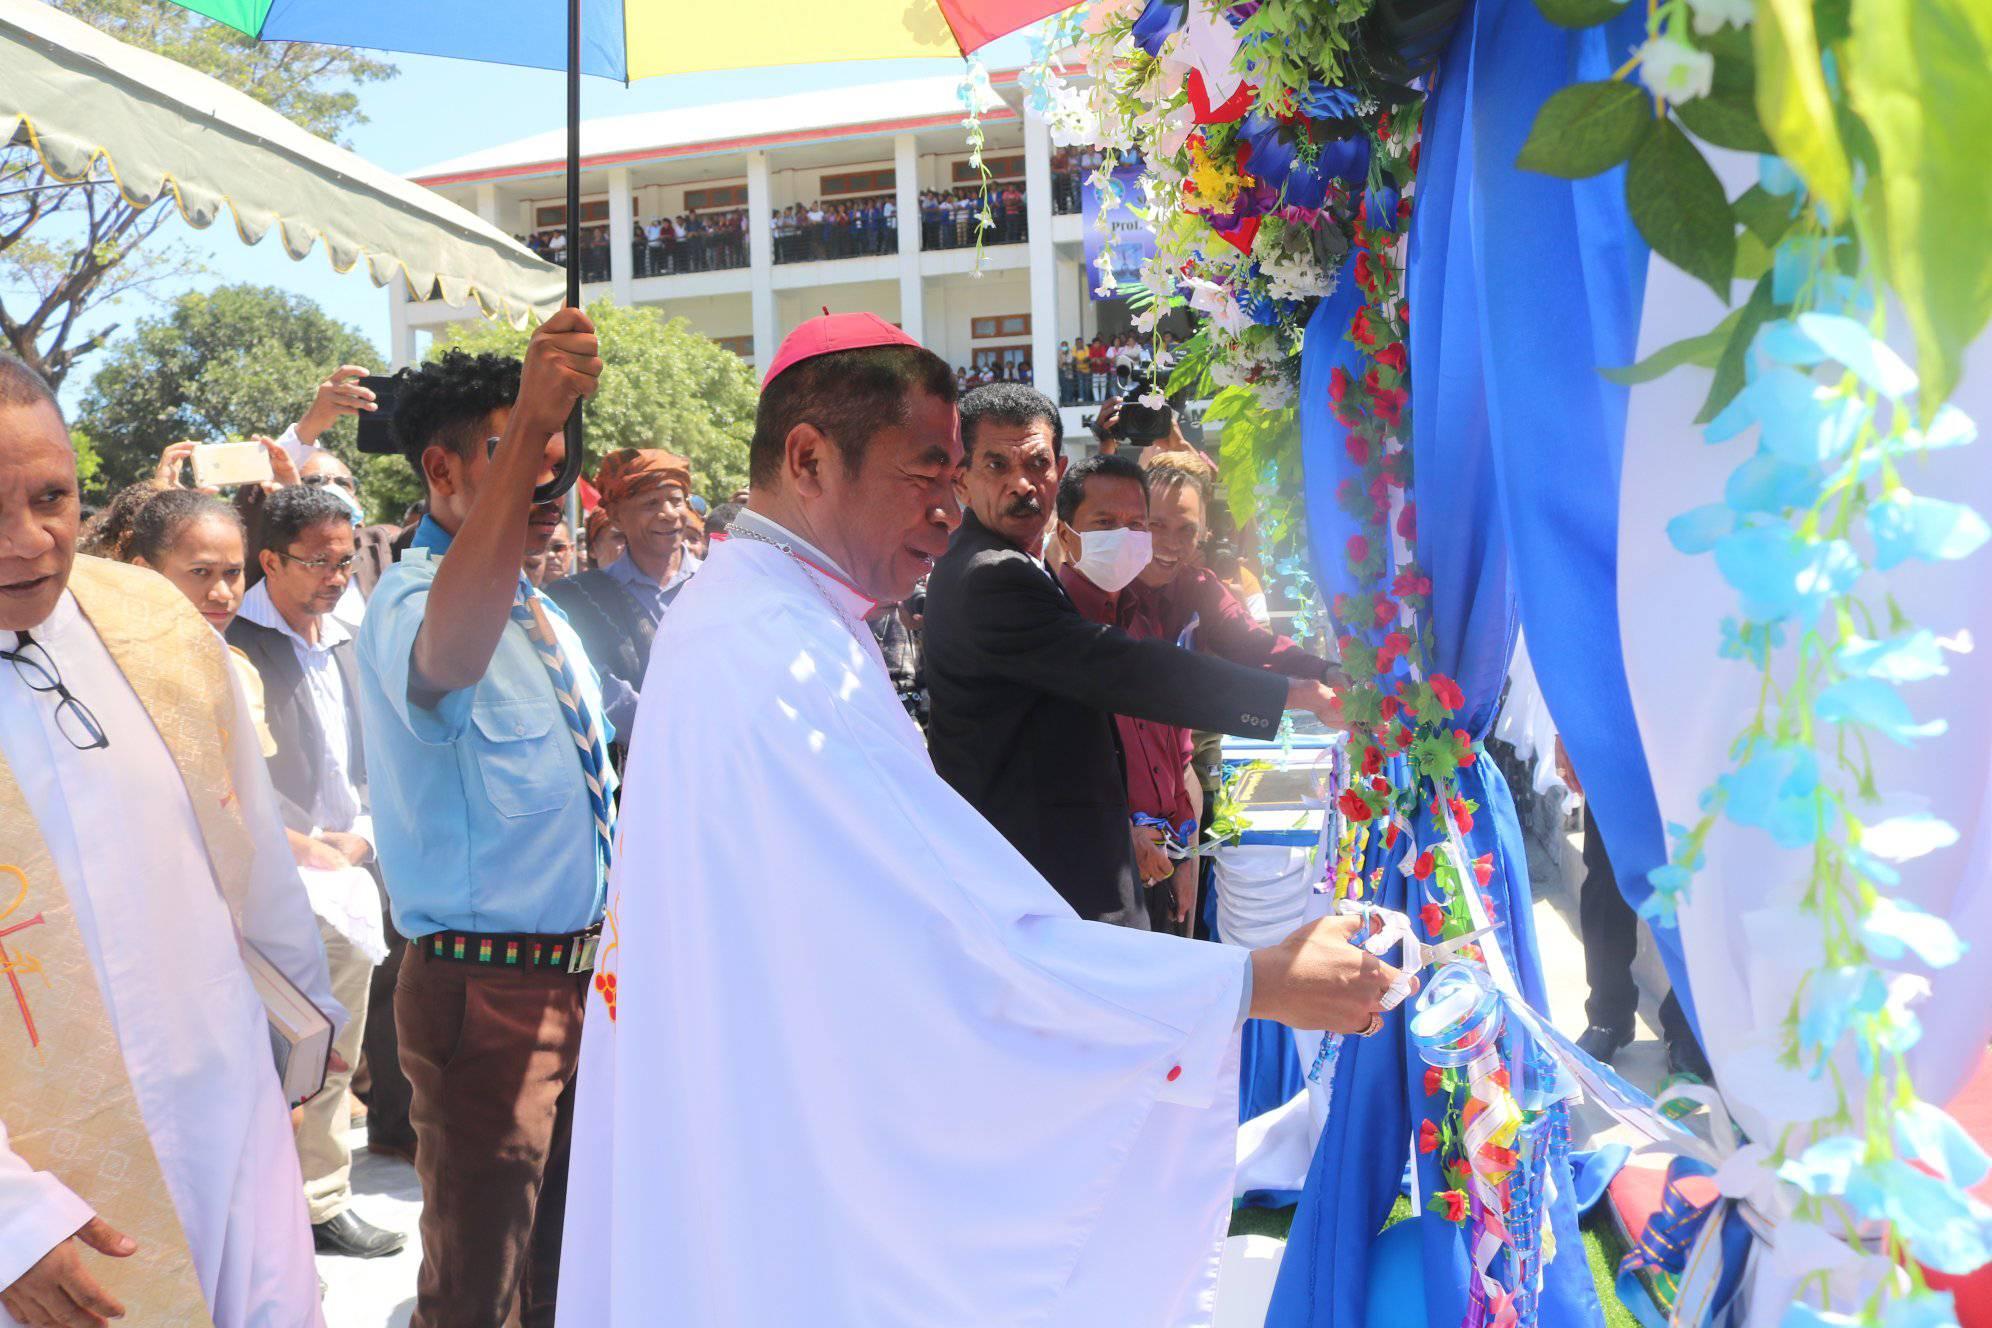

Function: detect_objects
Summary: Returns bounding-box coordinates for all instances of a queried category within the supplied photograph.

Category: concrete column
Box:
[607,167,634,304]
[474,183,498,227]
[894,133,924,343]
[1022,109,1060,403]
[389,274,416,367]
[747,152,777,366]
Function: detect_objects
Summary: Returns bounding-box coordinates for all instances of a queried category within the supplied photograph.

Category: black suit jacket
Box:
[226,617,367,835]
[923,510,1287,920]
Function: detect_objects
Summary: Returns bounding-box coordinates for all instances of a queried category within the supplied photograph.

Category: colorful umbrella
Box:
[167,0,1065,495]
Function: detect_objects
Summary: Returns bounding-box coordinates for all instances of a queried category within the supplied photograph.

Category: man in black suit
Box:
[228,484,407,1261]
[924,383,1344,927]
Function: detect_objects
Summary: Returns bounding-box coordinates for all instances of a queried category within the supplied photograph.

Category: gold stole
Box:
[0,557,262,1327]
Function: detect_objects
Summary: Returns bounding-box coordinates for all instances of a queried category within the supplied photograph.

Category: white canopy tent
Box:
[0,0,561,328]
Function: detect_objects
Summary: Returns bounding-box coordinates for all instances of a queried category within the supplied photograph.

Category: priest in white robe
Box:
[558,315,1408,1327]
[0,358,338,1328]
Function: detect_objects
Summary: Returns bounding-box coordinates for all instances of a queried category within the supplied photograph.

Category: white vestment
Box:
[558,531,1252,1327]
[0,592,337,1328]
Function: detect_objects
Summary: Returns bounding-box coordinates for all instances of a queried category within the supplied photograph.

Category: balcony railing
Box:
[633,216,748,275]
[919,189,1028,250]
[1051,169,1082,216]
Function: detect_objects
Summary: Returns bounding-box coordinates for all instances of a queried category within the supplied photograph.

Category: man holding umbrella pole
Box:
[353,307,609,1328]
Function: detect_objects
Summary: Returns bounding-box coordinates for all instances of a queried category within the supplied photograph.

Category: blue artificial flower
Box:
[1796,965,1887,1058]
[1757,319,1830,368]
[1859,894,1966,967]
[1866,490,1992,570]
[1298,82,1363,119]
[1667,503,1734,554]
[1711,528,1859,622]
[1717,617,1787,668]
[1880,1292,1963,1328]
[1836,630,1950,683]
[1815,678,1947,745]
[1776,1133,1865,1197]
[1129,0,1186,56]
[1894,1100,1992,1188]
[1844,1159,1992,1275]
[1724,451,1825,513]
[1317,134,1371,184]
[1723,368,1864,465]
[1795,313,1919,398]
[1367,180,1402,233]
[1716,742,1820,846]
[1759,156,1804,197]
[1782,1307,1862,1328]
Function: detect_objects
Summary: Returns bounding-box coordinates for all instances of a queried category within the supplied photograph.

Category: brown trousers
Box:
[397,945,588,1328]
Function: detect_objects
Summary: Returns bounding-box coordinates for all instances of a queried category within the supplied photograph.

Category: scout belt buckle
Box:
[567,930,601,974]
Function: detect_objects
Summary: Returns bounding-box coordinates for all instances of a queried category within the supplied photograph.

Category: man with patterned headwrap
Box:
[547,448,699,747]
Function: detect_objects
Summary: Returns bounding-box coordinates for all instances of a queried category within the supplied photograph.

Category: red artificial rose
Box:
[1351,305,1378,348]
[1378,110,1394,139]
[1383,820,1400,848]
[1374,386,1407,426]
[1377,631,1412,671]
[1336,401,1363,428]
[1373,595,1396,627]
[1438,1189,1469,1224]
[1397,502,1418,542]
[1330,364,1353,403]
[1374,341,1408,373]
[1347,534,1370,564]
[1332,595,1356,623]
[1368,474,1391,504]
[1345,433,1370,465]
[1379,696,1401,722]
[1412,850,1435,881]
[1409,141,1421,174]
[1430,673,1466,712]
[1354,250,1375,291]
[1363,745,1384,776]
[1424,1065,1445,1096]
[1418,1119,1440,1154]
[1449,795,1475,833]
[1393,568,1432,599]
[1370,775,1390,794]
[1473,854,1495,888]
[1419,901,1446,935]
[1363,366,1382,395]
[1394,724,1414,750]
[1337,788,1374,822]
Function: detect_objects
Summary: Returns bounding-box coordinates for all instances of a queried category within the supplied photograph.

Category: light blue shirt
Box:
[354,518,612,938]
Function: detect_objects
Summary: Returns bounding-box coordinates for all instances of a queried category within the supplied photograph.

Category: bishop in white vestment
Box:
[1,364,338,1328]
[558,315,1402,1327]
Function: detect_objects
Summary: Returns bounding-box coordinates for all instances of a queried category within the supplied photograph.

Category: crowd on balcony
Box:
[920,186,1027,249]
[635,210,749,275]
[1049,145,1105,215]
[1059,331,1175,407]
[772,198,899,263]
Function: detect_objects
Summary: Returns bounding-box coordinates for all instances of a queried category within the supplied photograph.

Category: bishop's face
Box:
[0,400,80,633]
[818,390,962,603]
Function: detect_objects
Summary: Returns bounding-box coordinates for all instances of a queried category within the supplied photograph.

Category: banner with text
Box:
[1082,162,1157,303]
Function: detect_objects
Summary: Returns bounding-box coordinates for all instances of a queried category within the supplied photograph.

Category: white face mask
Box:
[1073,527,1154,593]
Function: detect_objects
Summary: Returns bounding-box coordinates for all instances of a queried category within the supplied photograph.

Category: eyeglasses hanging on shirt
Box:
[1,632,110,751]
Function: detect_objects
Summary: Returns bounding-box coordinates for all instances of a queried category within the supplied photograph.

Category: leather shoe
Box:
[1575,1024,1632,1063]
[1667,1034,1714,1082]
[312,1210,407,1259]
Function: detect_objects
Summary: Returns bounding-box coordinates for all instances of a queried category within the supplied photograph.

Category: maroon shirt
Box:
[1057,562,1330,831]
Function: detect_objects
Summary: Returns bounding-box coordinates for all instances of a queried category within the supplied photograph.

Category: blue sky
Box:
[130,33,1031,387]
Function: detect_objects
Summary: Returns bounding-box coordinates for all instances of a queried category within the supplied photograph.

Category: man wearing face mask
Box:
[925,385,1345,929]
[1061,450,1348,933]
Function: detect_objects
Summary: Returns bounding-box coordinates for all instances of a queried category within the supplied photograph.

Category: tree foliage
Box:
[75,282,413,519]
[0,1,394,386]
[428,299,758,503]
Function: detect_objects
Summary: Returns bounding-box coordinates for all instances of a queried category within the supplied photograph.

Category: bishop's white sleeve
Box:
[0,1118,93,1293]
[218,642,345,1036]
[274,424,326,470]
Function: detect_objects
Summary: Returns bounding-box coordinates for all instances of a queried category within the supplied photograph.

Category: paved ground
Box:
[322,811,1679,1326]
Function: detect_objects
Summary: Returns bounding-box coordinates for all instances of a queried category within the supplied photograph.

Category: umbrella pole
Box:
[543,0,587,503]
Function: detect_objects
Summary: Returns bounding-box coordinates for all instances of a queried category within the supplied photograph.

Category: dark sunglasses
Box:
[301,473,358,494]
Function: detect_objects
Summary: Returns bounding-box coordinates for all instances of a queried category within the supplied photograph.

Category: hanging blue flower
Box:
[1367,179,1403,233]
[1129,0,1187,57]
[1297,82,1364,119]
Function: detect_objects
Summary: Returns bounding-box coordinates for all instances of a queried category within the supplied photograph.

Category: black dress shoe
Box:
[313,1209,407,1259]
[1667,1034,1714,1082]
[1575,1024,1633,1063]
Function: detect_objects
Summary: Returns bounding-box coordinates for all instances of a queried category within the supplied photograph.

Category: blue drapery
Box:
[1268,0,1674,1321]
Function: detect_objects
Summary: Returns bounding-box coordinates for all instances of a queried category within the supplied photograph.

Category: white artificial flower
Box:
[1184,277,1251,337]
[1080,0,1146,36]
[1637,33,1715,104]
[1685,0,1753,34]
[1139,388,1169,410]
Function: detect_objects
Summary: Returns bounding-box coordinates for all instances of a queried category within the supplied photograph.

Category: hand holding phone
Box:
[190,440,276,490]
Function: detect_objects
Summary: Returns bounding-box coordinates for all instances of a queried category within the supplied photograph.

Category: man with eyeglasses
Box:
[228,485,407,1263]
[0,356,339,1327]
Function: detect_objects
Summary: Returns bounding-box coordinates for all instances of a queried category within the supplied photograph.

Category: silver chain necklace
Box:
[725,524,868,641]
